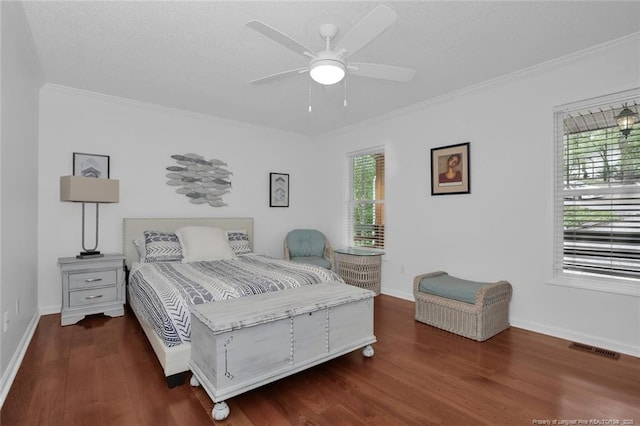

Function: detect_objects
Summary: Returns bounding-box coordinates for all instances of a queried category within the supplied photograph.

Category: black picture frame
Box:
[269,173,289,207]
[430,142,470,195]
[73,152,110,178]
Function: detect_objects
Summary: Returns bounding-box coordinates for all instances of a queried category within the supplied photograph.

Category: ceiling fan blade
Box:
[249,67,308,85]
[246,20,317,58]
[335,4,398,58]
[348,63,416,82]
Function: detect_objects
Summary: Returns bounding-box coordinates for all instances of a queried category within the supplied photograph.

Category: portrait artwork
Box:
[430,142,470,195]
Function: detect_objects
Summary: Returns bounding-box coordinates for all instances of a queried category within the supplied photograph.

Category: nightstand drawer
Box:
[69,286,117,307]
[69,270,117,290]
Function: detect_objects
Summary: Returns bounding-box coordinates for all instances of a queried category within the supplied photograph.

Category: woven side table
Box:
[334,248,384,295]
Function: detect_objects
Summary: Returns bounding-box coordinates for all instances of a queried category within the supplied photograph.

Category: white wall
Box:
[0,0,42,400]
[319,35,640,356]
[25,14,640,363]
[37,85,330,313]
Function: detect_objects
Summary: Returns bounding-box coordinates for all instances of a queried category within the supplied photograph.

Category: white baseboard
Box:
[38,305,60,316]
[508,318,639,358]
[380,288,413,301]
[0,310,41,408]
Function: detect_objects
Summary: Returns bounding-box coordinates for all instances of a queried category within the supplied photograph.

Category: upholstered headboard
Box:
[122,217,254,269]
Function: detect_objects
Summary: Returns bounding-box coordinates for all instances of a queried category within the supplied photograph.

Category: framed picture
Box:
[430,142,470,195]
[269,173,289,207]
[73,152,110,178]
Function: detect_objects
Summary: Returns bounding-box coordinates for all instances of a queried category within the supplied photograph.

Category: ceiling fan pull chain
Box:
[344,78,348,107]
[308,82,312,112]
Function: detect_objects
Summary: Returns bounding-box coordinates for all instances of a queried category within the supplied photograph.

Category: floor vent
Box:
[569,342,620,360]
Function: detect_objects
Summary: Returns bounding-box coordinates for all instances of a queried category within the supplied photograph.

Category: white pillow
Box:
[175,226,235,263]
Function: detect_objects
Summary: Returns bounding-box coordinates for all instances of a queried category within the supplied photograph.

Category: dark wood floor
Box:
[2,295,639,425]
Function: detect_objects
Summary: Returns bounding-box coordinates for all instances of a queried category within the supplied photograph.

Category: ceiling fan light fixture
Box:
[309,58,346,85]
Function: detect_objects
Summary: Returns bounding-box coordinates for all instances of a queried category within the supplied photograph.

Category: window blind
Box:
[346,148,385,249]
[554,93,640,282]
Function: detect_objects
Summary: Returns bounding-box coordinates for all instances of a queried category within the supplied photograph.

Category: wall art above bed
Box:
[166,153,232,207]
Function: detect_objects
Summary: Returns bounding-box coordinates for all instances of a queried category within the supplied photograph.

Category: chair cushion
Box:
[286,229,326,258]
[290,256,332,270]
[419,274,488,304]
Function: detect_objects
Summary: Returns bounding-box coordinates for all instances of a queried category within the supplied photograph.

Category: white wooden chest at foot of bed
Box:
[189,282,376,421]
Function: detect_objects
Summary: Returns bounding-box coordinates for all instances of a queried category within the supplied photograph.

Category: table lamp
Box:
[60,176,119,258]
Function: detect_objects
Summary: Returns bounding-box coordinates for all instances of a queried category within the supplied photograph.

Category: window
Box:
[346,148,385,249]
[553,89,640,294]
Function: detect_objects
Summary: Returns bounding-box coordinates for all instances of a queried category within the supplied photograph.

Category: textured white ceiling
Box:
[21,1,640,136]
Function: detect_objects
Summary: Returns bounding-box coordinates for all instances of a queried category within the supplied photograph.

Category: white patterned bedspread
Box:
[128,254,344,347]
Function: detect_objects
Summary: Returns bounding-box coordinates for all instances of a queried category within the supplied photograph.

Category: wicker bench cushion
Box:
[419,274,488,304]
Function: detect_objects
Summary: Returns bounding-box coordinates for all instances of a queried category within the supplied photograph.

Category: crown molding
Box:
[320,31,640,140]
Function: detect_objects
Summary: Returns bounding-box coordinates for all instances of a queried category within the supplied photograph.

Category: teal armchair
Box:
[284,229,335,270]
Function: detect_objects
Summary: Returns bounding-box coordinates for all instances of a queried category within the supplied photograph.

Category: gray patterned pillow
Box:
[143,231,183,262]
[226,229,251,255]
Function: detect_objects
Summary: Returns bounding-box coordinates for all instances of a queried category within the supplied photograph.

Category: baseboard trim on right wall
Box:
[510,318,639,358]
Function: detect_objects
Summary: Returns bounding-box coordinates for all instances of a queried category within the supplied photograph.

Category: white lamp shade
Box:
[310,59,346,85]
[60,175,119,203]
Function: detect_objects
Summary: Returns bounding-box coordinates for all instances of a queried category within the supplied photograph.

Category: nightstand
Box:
[58,253,126,326]
[334,248,384,295]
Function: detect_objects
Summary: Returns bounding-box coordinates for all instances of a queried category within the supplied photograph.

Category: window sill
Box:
[547,274,640,297]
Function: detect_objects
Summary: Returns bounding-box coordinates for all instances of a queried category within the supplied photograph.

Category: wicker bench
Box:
[413,271,512,342]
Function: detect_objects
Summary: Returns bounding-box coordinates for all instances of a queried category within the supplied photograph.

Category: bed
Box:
[122,217,347,387]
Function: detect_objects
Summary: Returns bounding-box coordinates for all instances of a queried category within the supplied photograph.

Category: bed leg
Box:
[212,401,230,420]
[166,373,185,388]
[190,374,200,387]
[362,345,375,358]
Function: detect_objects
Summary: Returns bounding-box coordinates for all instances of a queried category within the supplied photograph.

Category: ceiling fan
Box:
[246,4,416,87]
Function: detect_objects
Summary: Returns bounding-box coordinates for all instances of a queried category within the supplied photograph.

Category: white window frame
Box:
[548,88,640,297]
[344,146,385,251]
